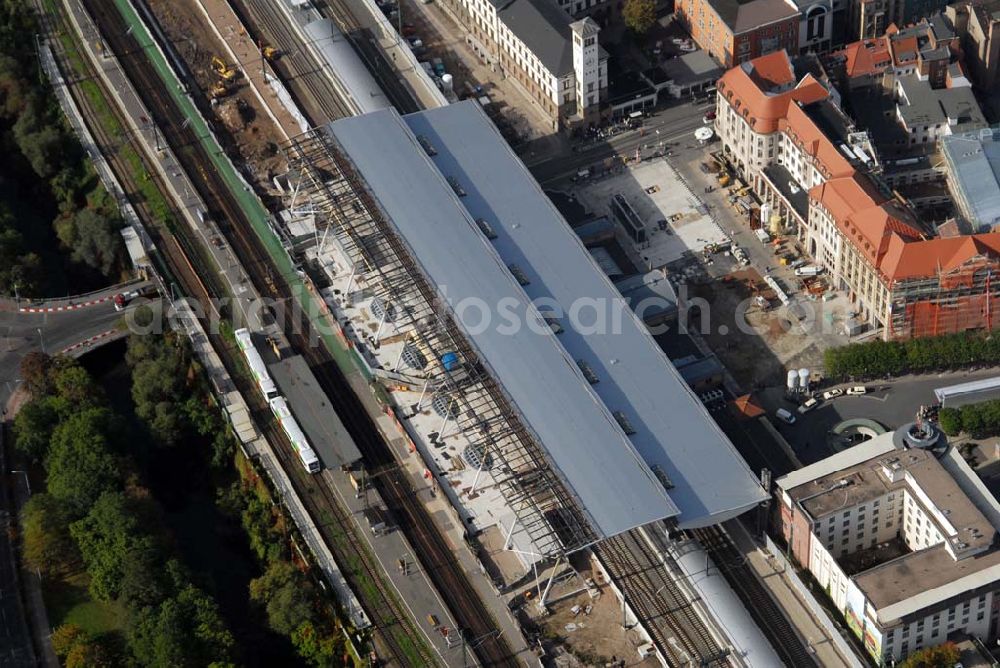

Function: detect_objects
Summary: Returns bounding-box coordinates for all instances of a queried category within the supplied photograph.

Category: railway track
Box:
[44,2,425,663]
[597,530,726,667]
[225,0,351,124]
[80,0,514,664]
[317,0,420,113]
[690,524,817,667]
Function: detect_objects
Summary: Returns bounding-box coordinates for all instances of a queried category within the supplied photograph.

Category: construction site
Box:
[888,253,1000,339]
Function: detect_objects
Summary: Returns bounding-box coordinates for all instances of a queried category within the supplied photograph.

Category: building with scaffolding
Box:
[276,100,766,589]
[716,50,1000,339]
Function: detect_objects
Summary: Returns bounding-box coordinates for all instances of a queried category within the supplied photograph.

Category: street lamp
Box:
[36,327,44,353]
[10,470,30,496]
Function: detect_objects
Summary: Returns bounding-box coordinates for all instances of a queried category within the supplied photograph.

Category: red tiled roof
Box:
[881,234,1000,281]
[839,38,891,78]
[780,103,855,179]
[747,50,797,89]
[718,63,830,134]
[809,174,885,223]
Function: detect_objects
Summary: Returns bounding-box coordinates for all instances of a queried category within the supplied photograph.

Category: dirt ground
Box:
[146,0,286,187]
[529,566,658,667]
[686,268,825,388]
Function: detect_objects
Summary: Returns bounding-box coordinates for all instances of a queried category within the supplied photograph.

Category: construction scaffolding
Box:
[888,259,1000,339]
[279,127,600,559]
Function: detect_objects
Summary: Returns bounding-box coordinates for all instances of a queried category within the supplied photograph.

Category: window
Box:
[416,135,438,156]
[576,359,599,384]
[507,264,530,286]
[475,218,498,240]
[613,411,636,435]
[447,176,466,197]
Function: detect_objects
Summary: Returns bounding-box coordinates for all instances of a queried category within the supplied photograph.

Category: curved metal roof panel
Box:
[303,19,390,116]
[403,102,767,529]
[326,108,681,539]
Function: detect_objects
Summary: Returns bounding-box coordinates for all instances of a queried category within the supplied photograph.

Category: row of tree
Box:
[823,333,1000,379]
[938,400,1000,438]
[14,350,236,666]
[0,2,124,297]
[218,451,344,664]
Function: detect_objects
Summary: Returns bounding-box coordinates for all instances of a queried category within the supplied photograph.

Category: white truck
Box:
[755,228,771,244]
[795,265,824,277]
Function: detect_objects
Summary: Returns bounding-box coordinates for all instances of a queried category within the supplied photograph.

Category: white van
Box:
[795,265,823,277]
[775,408,797,424]
[798,397,820,414]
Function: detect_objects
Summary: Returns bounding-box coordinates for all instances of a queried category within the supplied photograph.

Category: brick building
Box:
[675,0,802,66]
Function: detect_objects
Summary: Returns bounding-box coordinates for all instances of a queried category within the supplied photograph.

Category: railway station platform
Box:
[726,520,862,668]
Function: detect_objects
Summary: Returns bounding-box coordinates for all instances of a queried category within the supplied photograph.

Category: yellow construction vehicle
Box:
[262,45,278,61]
[211,56,237,80]
[209,80,231,99]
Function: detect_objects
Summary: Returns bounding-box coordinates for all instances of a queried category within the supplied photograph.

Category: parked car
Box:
[775,408,797,424]
[703,111,716,123]
[847,385,868,395]
[821,388,844,400]
[798,397,820,414]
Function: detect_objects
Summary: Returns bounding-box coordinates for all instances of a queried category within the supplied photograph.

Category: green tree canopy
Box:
[20,493,78,577]
[70,492,158,601]
[623,0,657,34]
[249,560,315,636]
[46,408,121,516]
[12,396,61,462]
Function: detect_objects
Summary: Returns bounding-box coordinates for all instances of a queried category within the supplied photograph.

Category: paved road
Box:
[525,98,716,185]
[761,368,1000,465]
[0,282,153,412]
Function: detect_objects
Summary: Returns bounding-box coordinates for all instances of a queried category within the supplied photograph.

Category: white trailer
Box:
[235,328,278,399]
[269,396,321,473]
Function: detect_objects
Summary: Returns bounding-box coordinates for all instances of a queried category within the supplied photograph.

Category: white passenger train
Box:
[234,328,321,474]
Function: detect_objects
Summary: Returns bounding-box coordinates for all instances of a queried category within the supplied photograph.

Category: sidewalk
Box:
[397,0,556,141]
[727,520,862,668]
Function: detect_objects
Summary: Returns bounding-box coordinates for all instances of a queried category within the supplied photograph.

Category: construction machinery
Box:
[210,79,233,99]
[211,56,237,80]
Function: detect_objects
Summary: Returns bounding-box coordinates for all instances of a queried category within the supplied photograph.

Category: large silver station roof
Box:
[327,102,764,533]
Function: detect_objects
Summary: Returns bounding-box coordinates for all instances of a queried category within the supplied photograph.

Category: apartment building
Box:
[777,424,1000,663]
[716,50,1000,337]
[675,0,803,67]
[947,0,1000,90]
[439,0,608,129]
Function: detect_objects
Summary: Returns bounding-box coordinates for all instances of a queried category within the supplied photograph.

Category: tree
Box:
[20,494,78,577]
[64,640,111,668]
[249,561,315,636]
[70,492,155,601]
[19,351,52,396]
[125,574,235,667]
[623,0,657,34]
[61,208,122,277]
[12,397,60,462]
[46,408,121,517]
[938,407,961,435]
[51,624,88,658]
[51,362,103,408]
[900,641,960,668]
[291,621,340,667]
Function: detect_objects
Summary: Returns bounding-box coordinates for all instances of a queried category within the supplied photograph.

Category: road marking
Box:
[59,329,119,355]
[18,295,113,313]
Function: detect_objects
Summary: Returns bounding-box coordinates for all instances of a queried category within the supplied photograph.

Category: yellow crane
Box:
[211,56,236,80]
